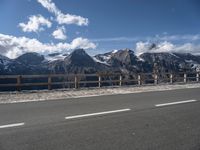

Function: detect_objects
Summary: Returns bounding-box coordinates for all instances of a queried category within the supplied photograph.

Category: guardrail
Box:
[0,72,199,91]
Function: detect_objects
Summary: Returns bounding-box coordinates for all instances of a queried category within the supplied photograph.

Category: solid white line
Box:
[65,108,131,120]
[155,100,197,107]
[0,122,25,129]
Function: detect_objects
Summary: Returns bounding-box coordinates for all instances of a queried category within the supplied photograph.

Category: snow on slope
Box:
[93,57,110,66]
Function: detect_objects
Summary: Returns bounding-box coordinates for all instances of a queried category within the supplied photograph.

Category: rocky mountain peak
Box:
[64,49,95,67]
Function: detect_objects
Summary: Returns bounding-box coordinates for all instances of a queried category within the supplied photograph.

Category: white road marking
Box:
[155,100,197,107]
[0,122,25,129]
[65,108,131,120]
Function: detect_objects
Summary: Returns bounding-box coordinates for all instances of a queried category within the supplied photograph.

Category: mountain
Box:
[139,52,199,75]
[13,52,48,75]
[15,52,45,65]
[0,49,200,75]
[173,53,200,69]
[0,55,11,66]
[95,49,152,73]
[0,55,13,75]
[0,52,49,75]
[95,50,200,75]
[49,49,110,74]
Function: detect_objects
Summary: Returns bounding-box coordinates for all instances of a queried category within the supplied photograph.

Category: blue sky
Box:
[0,0,200,58]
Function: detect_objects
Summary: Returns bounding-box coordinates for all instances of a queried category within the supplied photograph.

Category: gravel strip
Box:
[0,83,200,104]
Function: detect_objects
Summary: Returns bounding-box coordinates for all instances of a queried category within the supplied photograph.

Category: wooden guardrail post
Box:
[196,73,199,82]
[98,75,101,88]
[48,75,52,90]
[17,75,21,91]
[170,74,173,84]
[74,75,78,89]
[119,75,122,86]
[184,73,187,83]
[154,74,158,84]
[138,75,141,85]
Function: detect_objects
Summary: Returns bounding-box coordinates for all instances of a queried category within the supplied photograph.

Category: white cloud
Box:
[0,33,96,59]
[52,26,67,40]
[135,41,200,56]
[37,0,58,15]
[91,34,200,43]
[154,34,200,41]
[37,0,89,26]
[91,37,139,42]
[70,37,96,50]
[19,15,52,33]
[135,41,174,56]
[56,13,89,26]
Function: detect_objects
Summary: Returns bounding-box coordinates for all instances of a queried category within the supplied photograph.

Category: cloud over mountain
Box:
[135,41,200,56]
[0,34,96,59]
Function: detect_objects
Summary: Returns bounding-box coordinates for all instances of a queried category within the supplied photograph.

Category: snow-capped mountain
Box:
[140,52,200,74]
[0,52,48,75]
[48,49,110,74]
[95,49,152,73]
[0,48,200,75]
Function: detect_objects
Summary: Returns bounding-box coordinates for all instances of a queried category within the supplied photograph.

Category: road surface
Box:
[0,88,200,150]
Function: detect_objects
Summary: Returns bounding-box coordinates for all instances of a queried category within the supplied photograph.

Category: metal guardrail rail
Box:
[0,72,199,91]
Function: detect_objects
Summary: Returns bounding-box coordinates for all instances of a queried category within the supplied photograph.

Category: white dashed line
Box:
[65,108,131,120]
[155,100,197,107]
[0,123,25,129]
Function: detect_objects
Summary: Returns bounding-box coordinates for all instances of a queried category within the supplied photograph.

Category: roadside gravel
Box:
[0,83,200,104]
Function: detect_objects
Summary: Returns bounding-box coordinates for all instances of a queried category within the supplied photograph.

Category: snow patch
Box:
[45,54,67,62]
[137,56,145,62]
[185,60,193,63]
[0,55,12,68]
[103,55,111,61]
[170,53,180,58]
[112,50,119,54]
[93,57,110,66]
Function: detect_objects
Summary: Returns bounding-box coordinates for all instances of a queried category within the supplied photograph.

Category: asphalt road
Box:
[0,88,200,150]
